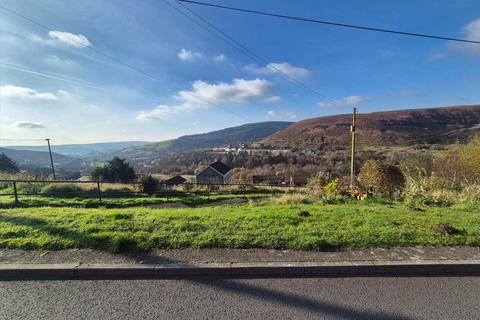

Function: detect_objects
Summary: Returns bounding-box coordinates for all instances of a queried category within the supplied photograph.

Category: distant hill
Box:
[91,121,294,163]
[261,104,480,150]
[6,141,149,156]
[0,147,80,167]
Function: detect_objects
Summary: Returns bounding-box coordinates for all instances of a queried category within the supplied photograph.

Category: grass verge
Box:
[0,201,479,252]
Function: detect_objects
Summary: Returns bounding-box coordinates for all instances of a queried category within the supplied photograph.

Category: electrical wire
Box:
[178,0,480,45]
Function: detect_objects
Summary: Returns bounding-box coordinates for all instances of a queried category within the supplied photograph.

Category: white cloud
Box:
[0,85,67,101]
[214,54,226,62]
[48,31,91,48]
[178,78,272,104]
[136,104,195,121]
[266,110,296,120]
[137,78,272,121]
[318,95,368,109]
[30,31,91,48]
[178,48,202,61]
[244,62,311,79]
[450,17,480,55]
[13,121,46,129]
[264,96,282,103]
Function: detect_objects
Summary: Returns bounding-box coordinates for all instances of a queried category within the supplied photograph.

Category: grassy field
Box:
[0,200,479,251]
[0,189,280,208]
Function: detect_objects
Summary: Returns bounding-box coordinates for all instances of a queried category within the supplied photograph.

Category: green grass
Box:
[0,200,479,252]
[0,189,277,208]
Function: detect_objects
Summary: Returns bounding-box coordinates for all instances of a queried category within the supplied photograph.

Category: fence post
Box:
[166,186,169,201]
[97,181,102,205]
[13,181,19,205]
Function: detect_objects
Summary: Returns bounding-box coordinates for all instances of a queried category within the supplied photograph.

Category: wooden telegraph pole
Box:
[45,138,56,180]
[350,108,357,191]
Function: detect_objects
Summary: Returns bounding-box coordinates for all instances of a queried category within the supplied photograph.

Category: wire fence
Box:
[0,179,304,207]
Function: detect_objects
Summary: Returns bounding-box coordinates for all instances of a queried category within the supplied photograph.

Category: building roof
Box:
[164,175,187,185]
[209,160,232,176]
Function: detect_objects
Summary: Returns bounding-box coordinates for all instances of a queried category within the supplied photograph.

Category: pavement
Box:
[2,277,480,319]
[2,246,480,265]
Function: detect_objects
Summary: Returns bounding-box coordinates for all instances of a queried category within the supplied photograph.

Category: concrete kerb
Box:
[1,261,480,281]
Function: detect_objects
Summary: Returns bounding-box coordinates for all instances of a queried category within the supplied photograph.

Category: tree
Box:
[91,157,136,182]
[0,153,19,173]
[137,175,159,195]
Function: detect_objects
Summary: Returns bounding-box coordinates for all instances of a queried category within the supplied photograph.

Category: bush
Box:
[137,175,159,195]
[307,172,331,196]
[433,137,480,184]
[41,184,95,197]
[399,152,433,181]
[358,160,405,197]
[404,176,480,207]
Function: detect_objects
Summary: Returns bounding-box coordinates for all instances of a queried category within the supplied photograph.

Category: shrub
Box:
[460,137,480,184]
[41,184,95,197]
[306,171,331,196]
[399,152,433,181]
[433,137,480,184]
[358,160,405,197]
[137,175,159,195]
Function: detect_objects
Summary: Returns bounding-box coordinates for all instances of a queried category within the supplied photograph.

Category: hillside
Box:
[0,147,81,167]
[261,104,480,150]
[6,141,149,156]
[91,121,293,162]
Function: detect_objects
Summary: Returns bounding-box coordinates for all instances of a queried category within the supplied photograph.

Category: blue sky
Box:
[1,0,480,145]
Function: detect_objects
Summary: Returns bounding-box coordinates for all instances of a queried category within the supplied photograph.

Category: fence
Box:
[0,179,303,206]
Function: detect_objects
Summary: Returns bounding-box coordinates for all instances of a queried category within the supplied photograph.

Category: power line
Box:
[0,63,163,104]
[178,0,480,45]
[0,4,251,122]
[167,0,334,102]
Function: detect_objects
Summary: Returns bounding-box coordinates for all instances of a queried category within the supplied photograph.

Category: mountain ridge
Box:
[261,104,480,150]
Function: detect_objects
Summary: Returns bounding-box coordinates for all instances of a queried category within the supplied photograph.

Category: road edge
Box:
[1,260,480,280]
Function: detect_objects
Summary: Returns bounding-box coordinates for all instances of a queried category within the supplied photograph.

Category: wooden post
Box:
[350,107,357,191]
[97,181,102,204]
[13,181,19,205]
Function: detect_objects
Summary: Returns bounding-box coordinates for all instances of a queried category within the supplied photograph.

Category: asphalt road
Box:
[1,277,479,320]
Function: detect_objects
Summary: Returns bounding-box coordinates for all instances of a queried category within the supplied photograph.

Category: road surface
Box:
[1,277,479,319]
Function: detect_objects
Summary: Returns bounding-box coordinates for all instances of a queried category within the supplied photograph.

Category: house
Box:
[196,160,233,185]
[164,175,187,187]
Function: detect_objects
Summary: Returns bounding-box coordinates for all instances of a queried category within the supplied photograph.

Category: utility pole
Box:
[350,107,357,191]
[45,138,56,180]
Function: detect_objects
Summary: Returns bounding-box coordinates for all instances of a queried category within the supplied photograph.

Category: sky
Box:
[1,0,480,146]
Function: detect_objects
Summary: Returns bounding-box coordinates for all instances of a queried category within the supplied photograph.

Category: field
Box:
[0,187,285,208]
[0,200,479,251]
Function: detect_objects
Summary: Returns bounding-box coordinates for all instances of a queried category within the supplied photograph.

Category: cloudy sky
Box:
[1,0,480,145]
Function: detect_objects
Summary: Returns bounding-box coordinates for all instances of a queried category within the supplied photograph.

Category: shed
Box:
[196,160,233,185]
[164,175,187,186]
